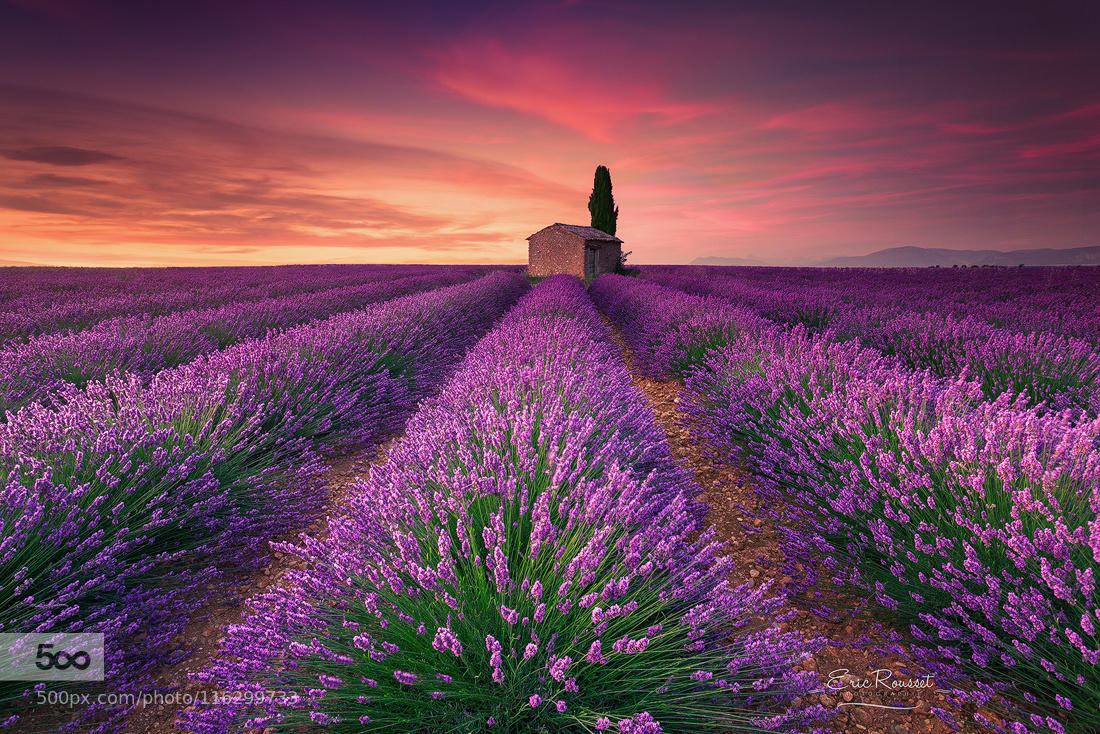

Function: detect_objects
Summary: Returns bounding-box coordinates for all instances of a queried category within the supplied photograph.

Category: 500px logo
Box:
[0,633,104,682]
[34,643,93,671]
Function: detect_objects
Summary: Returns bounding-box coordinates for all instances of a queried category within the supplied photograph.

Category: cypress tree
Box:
[587,165,619,236]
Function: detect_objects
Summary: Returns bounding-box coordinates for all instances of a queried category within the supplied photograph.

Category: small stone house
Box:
[527,223,623,279]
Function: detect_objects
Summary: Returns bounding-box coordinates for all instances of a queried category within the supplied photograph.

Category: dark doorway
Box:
[585,246,597,279]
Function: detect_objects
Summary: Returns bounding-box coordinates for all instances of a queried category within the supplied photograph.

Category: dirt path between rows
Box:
[602,317,979,734]
[120,437,399,734]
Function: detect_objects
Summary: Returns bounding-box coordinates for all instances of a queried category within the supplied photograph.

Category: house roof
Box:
[527,223,623,243]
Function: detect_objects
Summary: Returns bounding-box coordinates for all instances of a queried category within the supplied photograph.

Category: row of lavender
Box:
[641,265,1100,341]
[183,276,825,734]
[592,273,1100,734]
[0,268,488,415]
[0,264,396,302]
[0,271,528,731]
[642,267,1100,414]
[0,264,491,343]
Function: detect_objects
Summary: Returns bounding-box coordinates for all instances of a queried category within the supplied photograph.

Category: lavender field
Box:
[2,264,1098,734]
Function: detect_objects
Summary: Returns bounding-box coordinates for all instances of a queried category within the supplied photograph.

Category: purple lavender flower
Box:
[432,626,463,657]
[393,670,418,685]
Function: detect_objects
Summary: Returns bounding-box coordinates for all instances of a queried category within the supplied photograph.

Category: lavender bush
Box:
[640,265,1100,342]
[593,273,1100,734]
[185,276,824,733]
[0,264,500,344]
[0,269,486,414]
[830,308,1100,413]
[0,271,527,730]
[640,268,1100,413]
[689,337,1100,734]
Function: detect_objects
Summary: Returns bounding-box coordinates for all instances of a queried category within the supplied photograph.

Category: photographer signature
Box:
[819,668,935,710]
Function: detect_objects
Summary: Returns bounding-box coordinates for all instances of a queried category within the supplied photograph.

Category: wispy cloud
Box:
[3,145,122,165]
[0,193,87,215]
[19,173,109,187]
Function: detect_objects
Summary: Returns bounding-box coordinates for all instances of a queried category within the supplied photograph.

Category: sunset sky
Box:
[1,0,1098,266]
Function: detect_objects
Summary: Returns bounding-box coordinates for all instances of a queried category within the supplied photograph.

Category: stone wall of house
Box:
[596,242,621,275]
[528,228,584,277]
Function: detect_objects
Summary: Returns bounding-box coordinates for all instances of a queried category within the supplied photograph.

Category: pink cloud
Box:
[1018,133,1100,160]
[432,38,720,142]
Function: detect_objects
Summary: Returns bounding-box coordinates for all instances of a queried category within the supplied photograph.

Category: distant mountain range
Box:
[692,245,1100,268]
[822,245,1100,267]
